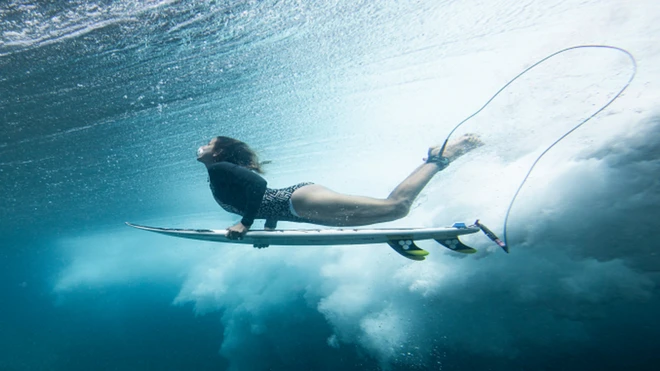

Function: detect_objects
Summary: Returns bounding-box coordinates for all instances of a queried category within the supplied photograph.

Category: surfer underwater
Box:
[133,46,636,254]
[196,135,482,241]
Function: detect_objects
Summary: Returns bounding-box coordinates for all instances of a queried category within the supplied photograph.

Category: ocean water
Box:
[2,1,660,370]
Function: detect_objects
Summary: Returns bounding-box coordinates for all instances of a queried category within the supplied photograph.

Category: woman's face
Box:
[196,138,219,163]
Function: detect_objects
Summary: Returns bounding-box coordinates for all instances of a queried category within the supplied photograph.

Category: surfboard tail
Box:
[475,220,508,253]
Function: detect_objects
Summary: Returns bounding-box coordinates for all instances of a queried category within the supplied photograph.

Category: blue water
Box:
[2,1,660,370]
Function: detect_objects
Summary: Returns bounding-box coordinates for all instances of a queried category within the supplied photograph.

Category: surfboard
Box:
[125,222,480,261]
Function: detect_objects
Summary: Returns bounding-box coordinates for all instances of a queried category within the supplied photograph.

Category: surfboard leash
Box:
[438,45,637,252]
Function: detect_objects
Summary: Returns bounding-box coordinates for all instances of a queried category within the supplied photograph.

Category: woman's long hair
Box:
[211,136,264,174]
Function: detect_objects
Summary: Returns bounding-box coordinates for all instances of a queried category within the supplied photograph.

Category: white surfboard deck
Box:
[125,222,479,246]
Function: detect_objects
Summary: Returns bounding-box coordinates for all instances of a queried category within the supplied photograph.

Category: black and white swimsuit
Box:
[207,161,314,228]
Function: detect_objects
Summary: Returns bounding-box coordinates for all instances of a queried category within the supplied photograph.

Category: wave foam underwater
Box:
[3,0,660,370]
[55,117,660,369]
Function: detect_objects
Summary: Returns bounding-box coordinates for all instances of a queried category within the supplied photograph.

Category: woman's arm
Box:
[240,173,267,227]
[265,219,278,229]
[208,162,267,238]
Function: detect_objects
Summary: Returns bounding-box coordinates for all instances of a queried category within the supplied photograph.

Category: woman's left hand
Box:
[227,222,249,240]
[253,227,274,249]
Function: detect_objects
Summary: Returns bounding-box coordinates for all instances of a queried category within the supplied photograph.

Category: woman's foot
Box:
[426,134,483,163]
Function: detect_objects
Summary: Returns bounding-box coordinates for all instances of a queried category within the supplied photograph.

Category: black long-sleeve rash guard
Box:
[207,161,267,227]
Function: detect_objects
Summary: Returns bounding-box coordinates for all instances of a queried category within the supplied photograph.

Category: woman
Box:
[196,135,482,240]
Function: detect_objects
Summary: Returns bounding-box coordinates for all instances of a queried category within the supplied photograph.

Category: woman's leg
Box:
[291,163,439,226]
[291,134,482,227]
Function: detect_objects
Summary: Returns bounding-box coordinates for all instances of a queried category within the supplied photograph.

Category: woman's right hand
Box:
[227,222,249,240]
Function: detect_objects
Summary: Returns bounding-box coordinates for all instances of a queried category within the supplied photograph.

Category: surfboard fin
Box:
[387,239,429,261]
[435,237,477,254]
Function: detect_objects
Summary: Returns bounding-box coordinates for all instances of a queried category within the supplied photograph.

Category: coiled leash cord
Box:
[437,45,637,252]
